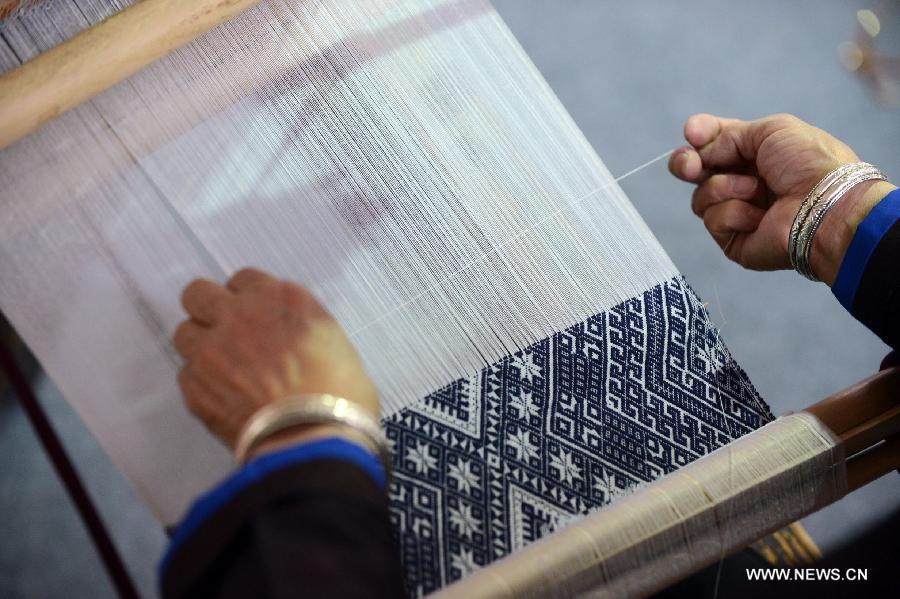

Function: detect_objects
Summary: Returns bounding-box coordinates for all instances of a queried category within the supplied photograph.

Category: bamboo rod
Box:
[0,0,261,150]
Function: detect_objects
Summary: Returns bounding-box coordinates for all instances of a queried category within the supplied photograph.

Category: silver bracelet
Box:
[788,162,886,280]
[233,394,392,476]
[795,165,884,278]
[787,163,858,266]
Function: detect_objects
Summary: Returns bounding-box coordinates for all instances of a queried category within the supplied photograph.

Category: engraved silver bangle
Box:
[788,162,886,280]
[787,162,858,266]
[794,164,877,277]
[233,394,392,476]
[795,165,885,279]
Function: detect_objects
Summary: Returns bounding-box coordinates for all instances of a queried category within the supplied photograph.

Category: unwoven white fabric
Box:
[0,0,681,526]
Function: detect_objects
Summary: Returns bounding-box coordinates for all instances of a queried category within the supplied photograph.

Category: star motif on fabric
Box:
[451,547,479,577]
[449,503,481,539]
[406,441,437,474]
[507,428,538,462]
[509,351,541,383]
[549,447,582,485]
[593,467,627,503]
[447,458,479,495]
[695,320,728,374]
[508,389,540,421]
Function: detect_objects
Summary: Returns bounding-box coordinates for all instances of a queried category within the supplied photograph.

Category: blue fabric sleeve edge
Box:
[159,437,386,578]
[832,188,900,310]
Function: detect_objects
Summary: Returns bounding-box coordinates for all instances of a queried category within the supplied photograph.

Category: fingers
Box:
[181,268,280,323]
[227,267,277,293]
[670,114,759,182]
[668,146,710,183]
[675,113,806,181]
[683,114,737,148]
[670,115,747,182]
[702,200,766,250]
[181,279,230,325]
[690,173,759,216]
[685,114,758,169]
[173,319,205,358]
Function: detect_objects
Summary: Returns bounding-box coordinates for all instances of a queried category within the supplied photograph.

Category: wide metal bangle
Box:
[233,394,392,477]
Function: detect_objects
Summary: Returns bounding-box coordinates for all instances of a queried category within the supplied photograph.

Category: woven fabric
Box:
[386,277,770,594]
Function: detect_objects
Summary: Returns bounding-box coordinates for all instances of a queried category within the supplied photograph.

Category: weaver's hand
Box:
[173,268,379,453]
[669,113,895,284]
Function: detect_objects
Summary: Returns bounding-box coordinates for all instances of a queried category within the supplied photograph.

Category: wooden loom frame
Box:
[1,0,898,596]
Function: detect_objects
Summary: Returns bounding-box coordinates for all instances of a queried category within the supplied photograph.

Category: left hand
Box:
[173,268,379,450]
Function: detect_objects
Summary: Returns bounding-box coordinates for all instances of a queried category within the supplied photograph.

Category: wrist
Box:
[811,180,897,285]
[234,394,391,472]
[247,423,373,461]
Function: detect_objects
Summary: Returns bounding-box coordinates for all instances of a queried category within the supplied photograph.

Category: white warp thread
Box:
[0,0,678,523]
[432,413,847,599]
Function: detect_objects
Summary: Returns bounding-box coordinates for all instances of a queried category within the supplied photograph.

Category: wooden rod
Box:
[0,327,138,598]
[846,435,900,492]
[0,0,261,150]
[803,366,899,435]
[841,402,900,456]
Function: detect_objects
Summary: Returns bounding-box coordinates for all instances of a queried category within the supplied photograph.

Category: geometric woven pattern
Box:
[384,276,772,596]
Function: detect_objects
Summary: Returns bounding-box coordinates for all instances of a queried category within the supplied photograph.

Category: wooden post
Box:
[0,0,261,150]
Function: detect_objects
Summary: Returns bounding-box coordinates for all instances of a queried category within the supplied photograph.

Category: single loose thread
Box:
[350,147,677,338]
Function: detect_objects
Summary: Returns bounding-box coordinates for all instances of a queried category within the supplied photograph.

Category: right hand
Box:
[668,113,894,283]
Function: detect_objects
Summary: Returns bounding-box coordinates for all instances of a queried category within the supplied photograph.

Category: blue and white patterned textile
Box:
[384,276,772,595]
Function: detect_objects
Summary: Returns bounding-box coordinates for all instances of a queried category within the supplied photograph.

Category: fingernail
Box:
[733,176,758,195]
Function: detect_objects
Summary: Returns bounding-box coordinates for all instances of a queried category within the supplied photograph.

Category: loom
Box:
[0,1,897,597]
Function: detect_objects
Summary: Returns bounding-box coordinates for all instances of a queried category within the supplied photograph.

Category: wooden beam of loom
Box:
[0,0,261,149]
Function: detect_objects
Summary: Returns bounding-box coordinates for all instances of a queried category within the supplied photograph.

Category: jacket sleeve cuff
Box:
[832,188,900,310]
[159,437,386,578]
